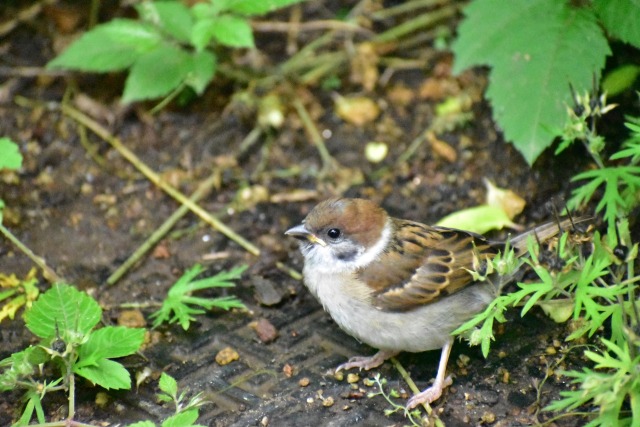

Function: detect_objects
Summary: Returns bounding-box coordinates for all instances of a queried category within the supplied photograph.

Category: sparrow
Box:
[285,198,583,409]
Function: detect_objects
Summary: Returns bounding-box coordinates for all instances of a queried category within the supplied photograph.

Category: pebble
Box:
[215,347,239,365]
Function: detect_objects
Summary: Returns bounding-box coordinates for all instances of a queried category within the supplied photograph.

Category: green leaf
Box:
[186,50,217,95]
[594,0,640,48]
[452,0,610,164]
[24,283,101,343]
[209,15,254,48]
[159,372,178,397]
[224,0,308,16]
[602,64,640,97]
[48,19,163,71]
[122,44,192,103]
[436,204,518,234]
[0,346,48,391]
[136,1,194,43]
[76,326,144,367]
[128,422,156,427]
[161,409,200,427]
[191,18,217,51]
[150,264,246,330]
[74,358,132,390]
[0,138,22,170]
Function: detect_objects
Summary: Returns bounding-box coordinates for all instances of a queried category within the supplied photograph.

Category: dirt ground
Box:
[0,1,603,426]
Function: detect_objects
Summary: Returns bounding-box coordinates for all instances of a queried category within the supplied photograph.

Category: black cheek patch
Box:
[336,249,358,262]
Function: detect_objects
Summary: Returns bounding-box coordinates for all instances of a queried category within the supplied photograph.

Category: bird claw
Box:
[406,375,453,409]
[335,350,397,372]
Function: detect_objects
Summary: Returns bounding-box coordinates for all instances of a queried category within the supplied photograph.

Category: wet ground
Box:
[0,1,599,426]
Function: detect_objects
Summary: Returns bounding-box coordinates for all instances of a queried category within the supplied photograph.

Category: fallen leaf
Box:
[484,178,526,220]
[334,95,380,126]
[436,205,523,234]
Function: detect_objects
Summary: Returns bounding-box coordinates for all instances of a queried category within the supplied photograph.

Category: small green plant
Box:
[546,337,640,426]
[366,374,422,427]
[0,283,145,425]
[452,0,640,164]
[47,0,307,104]
[455,95,640,424]
[128,372,208,427]
[149,263,246,330]
[0,137,22,171]
[0,268,40,323]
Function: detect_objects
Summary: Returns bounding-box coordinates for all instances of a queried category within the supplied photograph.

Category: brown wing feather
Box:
[357,219,499,312]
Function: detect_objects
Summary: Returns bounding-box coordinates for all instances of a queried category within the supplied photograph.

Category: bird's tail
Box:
[508,216,592,257]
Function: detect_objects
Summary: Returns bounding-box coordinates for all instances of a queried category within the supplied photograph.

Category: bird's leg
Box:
[335,350,399,372]
[406,338,453,409]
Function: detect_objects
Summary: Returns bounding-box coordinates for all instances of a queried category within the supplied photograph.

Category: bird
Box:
[285,197,583,409]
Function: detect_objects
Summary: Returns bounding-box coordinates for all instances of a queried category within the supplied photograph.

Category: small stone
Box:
[117,309,146,328]
[215,347,239,365]
[346,373,359,384]
[299,377,310,387]
[255,318,279,343]
[334,371,344,381]
[363,378,375,387]
[322,396,335,407]
[457,354,471,367]
[545,346,557,355]
[260,416,269,426]
[283,363,294,378]
[95,391,109,408]
[481,411,496,424]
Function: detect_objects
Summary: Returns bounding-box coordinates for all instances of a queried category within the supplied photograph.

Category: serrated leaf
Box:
[122,44,192,103]
[48,19,162,71]
[76,326,144,368]
[453,0,610,164]
[0,138,22,170]
[161,409,200,427]
[210,15,254,48]
[224,0,307,16]
[24,284,101,343]
[159,372,178,396]
[136,1,193,43]
[74,358,132,389]
[594,0,640,48]
[186,50,216,94]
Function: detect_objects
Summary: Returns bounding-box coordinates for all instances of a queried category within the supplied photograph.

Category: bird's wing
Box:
[357,220,499,312]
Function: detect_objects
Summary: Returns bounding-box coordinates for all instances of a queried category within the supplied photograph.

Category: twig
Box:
[60,104,261,256]
[276,261,302,280]
[292,98,335,174]
[252,19,374,36]
[0,223,63,284]
[106,172,220,285]
[372,5,458,43]
[370,0,450,20]
[390,357,434,416]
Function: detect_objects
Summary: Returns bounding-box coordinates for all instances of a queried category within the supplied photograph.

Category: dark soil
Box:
[0,1,597,426]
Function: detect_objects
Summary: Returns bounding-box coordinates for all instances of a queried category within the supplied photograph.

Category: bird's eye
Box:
[327,228,341,239]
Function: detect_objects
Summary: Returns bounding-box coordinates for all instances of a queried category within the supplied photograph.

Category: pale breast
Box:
[302,266,495,353]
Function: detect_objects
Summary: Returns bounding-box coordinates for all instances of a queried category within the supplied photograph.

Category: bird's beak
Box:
[285,224,327,247]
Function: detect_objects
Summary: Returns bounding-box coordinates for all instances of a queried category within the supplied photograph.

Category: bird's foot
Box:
[406,375,453,409]
[335,350,398,372]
